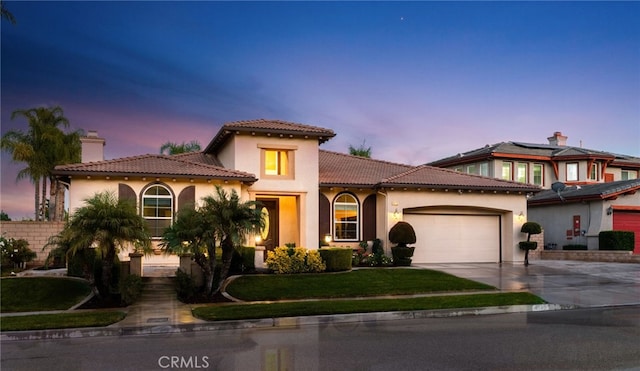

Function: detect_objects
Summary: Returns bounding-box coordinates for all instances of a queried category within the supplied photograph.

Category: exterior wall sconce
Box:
[517,211,525,222]
[324,234,332,244]
[392,201,400,221]
[606,206,613,215]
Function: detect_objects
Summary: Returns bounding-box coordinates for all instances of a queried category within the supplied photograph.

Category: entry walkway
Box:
[419,260,640,307]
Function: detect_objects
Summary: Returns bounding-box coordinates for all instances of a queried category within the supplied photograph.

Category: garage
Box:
[613,210,640,254]
[403,214,501,264]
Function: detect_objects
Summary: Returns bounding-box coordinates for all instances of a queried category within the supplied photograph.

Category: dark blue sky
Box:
[2,1,639,219]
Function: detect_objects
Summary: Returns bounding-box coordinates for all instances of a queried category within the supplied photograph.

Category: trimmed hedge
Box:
[599,231,634,251]
[318,248,352,272]
[563,244,587,250]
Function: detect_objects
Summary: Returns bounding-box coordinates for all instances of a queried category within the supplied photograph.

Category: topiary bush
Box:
[599,231,634,251]
[318,248,352,272]
[519,221,542,266]
[389,221,416,247]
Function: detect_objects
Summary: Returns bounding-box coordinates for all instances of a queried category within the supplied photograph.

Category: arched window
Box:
[333,193,359,241]
[142,184,173,237]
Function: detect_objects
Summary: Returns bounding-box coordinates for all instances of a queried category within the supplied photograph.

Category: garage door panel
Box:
[404,214,500,263]
[613,211,640,254]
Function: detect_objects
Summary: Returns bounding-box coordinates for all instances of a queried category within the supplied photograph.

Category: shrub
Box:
[0,237,36,268]
[119,274,143,306]
[230,246,255,274]
[563,244,588,250]
[266,247,327,274]
[174,268,197,302]
[318,248,352,272]
[599,231,634,251]
[518,241,538,251]
[389,222,416,247]
[67,248,97,279]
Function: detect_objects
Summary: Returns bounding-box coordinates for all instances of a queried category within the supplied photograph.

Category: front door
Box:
[257,198,279,253]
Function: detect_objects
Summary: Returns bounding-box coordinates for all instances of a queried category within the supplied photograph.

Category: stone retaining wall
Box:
[0,221,65,265]
[539,250,640,263]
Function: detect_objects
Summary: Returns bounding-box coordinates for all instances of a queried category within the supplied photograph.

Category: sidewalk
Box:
[2,260,638,340]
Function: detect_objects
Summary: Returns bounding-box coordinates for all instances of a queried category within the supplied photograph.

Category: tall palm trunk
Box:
[100,245,117,299]
[33,178,40,221]
[41,176,47,220]
[214,236,235,295]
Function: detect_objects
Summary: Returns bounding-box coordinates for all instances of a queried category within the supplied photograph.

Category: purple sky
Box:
[2,1,639,220]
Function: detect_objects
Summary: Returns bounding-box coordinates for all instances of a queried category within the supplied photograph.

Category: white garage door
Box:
[403,214,500,263]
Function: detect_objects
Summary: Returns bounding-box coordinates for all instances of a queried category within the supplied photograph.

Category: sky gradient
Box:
[1,1,639,219]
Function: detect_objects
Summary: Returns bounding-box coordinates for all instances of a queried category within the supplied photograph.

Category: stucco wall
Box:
[0,221,65,265]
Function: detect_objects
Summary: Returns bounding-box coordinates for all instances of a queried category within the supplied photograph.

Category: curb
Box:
[0,303,576,341]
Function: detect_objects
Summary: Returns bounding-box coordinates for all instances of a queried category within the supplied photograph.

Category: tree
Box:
[519,221,542,266]
[58,191,151,300]
[0,211,10,221]
[348,140,372,158]
[160,140,201,155]
[1,1,16,24]
[1,106,80,221]
[161,186,264,297]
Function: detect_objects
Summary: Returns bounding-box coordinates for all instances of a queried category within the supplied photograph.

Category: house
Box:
[53,119,541,268]
[429,132,640,254]
[427,131,640,187]
[528,180,640,253]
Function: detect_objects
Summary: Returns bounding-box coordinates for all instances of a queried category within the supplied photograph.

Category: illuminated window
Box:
[501,162,513,180]
[333,193,359,241]
[589,163,599,181]
[516,163,528,183]
[142,184,173,237]
[567,163,578,181]
[533,164,543,186]
[261,147,294,179]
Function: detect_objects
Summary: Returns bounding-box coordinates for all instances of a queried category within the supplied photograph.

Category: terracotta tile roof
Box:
[528,179,640,205]
[380,165,541,192]
[53,154,257,182]
[205,119,336,153]
[319,150,413,187]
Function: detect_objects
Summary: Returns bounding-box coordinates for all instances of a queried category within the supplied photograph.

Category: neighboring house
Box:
[428,131,640,188]
[528,180,640,253]
[53,119,541,267]
[429,132,640,254]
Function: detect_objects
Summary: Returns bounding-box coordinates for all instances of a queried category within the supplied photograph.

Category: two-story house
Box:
[428,132,640,253]
[53,119,541,269]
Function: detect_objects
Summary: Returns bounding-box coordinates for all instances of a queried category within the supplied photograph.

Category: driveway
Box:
[420,260,640,307]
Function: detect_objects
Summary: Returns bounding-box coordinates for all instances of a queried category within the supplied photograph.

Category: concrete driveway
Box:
[420,260,640,308]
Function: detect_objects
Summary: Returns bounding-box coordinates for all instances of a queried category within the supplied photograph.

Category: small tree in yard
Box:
[161,186,264,298]
[389,221,417,266]
[519,221,542,266]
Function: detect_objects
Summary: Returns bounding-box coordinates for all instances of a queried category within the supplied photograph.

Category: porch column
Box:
[254,246,266,269]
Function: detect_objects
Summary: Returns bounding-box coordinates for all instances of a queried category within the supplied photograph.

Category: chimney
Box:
[547,131,567,147]
[80,130,105,163]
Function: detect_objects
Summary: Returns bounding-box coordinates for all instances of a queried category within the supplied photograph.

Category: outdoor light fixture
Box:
[607,206,613,215]
[517,211,525,222]
[255,236,262,245]
[324,234,332,244]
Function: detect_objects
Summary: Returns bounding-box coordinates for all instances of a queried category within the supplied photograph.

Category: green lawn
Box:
[1,311,126,331]
[193,292,545,321]
[1,277,92,312]
[226,268,496,301]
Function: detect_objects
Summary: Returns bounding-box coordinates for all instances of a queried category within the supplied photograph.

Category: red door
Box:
[613,211,640,254]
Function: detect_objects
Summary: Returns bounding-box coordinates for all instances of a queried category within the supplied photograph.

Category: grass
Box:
[193,292,545,321]
[1,277,92,312]
[1,311,126,331]
[226,268,496,301]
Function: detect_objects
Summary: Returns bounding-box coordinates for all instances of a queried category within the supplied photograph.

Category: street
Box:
[2,305,639,371]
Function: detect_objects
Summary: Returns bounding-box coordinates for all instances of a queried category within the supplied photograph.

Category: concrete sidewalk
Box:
[2,260,638,340]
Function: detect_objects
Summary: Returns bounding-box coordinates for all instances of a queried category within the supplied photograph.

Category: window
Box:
[479,162,489,177]
[466,164,476,174]
[566,163,578,181]
[501,162,513,180]
[589,163,599,181]
[454,167,463,172]
[533,164,543,186]
[516,163,528,183]
[260,146,295,179]
[333,193,359,241]
[622,170,638,180]
[142,184,173,237]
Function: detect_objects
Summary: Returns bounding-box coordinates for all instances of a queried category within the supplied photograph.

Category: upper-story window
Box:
[622,170,638,180]
[142,184,173,238]
[516,163,528,183]
[466,164,476,174]
[532,164,544,186]
[566,163,578,181]
[260,145,295,179]
[501,162,513,181]
[589,163,599,181]
[479,162,489,177]
[333,193,359,241]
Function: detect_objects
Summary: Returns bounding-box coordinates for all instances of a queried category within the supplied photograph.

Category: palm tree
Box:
[1,106,79,221]
[161,186,263,297]
[160,140,201,155]
[1,1,16,24]
[348,140,372,158]
[60,191,151,299]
